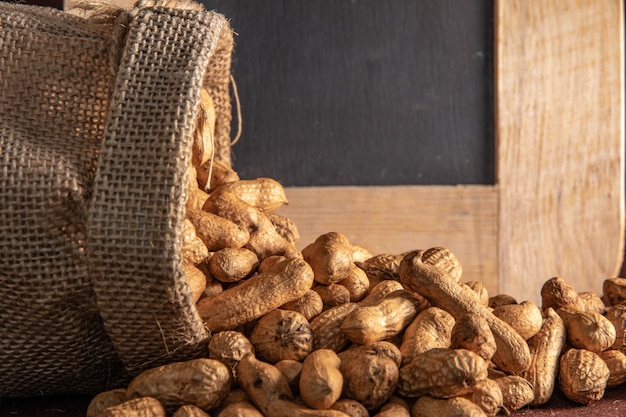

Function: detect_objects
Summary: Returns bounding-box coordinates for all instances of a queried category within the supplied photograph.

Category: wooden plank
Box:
[495,0,624,303]
[276,185,499,294]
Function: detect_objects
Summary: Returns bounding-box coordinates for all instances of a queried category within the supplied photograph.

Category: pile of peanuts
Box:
[85,89,626,417]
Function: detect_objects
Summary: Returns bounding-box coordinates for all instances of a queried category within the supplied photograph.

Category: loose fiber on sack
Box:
[0,0,234,397]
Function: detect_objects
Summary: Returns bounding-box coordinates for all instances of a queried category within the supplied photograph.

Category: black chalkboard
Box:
[202,0,494,187]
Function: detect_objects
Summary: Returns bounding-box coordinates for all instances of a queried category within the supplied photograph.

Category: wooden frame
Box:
[278,0,625,303]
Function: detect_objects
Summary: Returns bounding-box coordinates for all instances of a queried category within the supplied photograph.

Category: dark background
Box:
[202,0,495,186]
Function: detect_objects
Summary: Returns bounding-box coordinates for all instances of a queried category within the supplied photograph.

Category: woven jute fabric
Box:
[0,0,233,397]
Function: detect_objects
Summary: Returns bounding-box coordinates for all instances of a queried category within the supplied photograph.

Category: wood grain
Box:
[495,0,624,302]
[276,185,499,294]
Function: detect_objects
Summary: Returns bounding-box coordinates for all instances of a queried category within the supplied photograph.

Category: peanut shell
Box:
[467,378,503,417]
[399,306,455,365]
[599,349,626,387]
[558,348,610,405]
[492,300,543,340]
[86,388,127,417]
[450,314,496,362]
[411,396,486,417]
[338,343,400,411]
[172,405,211,417]
[558,306,616,353]
[300,349,343,410]
[126,358,231,411]
[397,348,488,399]
[249,309,313,363]
[604,278,626,306]
[494,375,534,412]
[97,397,166,417]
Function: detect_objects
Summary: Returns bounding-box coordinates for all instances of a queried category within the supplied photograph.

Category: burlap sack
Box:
[0,0,233,397]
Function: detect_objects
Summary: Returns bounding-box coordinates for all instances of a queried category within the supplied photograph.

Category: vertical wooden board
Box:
[496,0,624,303]
[276,185,499,294]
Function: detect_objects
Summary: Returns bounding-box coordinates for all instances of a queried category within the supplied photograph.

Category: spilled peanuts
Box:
[87,88,626,416]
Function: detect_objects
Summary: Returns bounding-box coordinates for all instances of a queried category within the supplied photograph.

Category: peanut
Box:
[300,349,344,410]
[464,280,489,307]
[181,218,210,264]
[365,340,402,367]
[249,309,313,363]
[411,395,487,417]
[281,289,324,321]
[212,178,288,212]
[557,306,616,353]
[191,87,216,168]
[302,232,354,285]
[186,183,211,211]
[520,307,566,406]
[450,314,496,363]
[466,378,503,417]
[171,405,211,417]
[493,375,534,412]
[605,305,626,351]
[491,300,543,340]
[358,280,404,307]
[96,397,166,417]
[205,190,298,259]
[399,249,531,374]
[236,353,293,412]
[397,348,488,399]
[87,388,127,417]
[356,265,397,290]
[274,359,303,393]
[265,401,350,417]
[314,283,351,310]
[359,252,408,275]
[220,389,251,408]
[209,247,259,283]
[541,276,587,312]
[488,294,517,309]
[310,302,358,352]
[603,277,626,306]
[350,245,374,264]
[236,354,348,417]
[257,255,287,273]
[126,358,231,411]
[337,266,370,302]
[558,348,610,405]
[196,158,239,193]
[371,396,409,417]
[399,306,455,365]
[340,289,426,345]
[208,330,255,380]
[200,262,224,298]
[267,212,300,246]
[182,262,208,303]
[197,257,314,332]
[330,400,369,417]
[599,349,626,387]
[578,291,607,315]
[338,342,400,411]
[419,246,463,282]
[216,402,263,417]
[186,208,249,252]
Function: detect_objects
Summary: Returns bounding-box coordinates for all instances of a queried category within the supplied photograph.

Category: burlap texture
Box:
[0,0,233,397]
